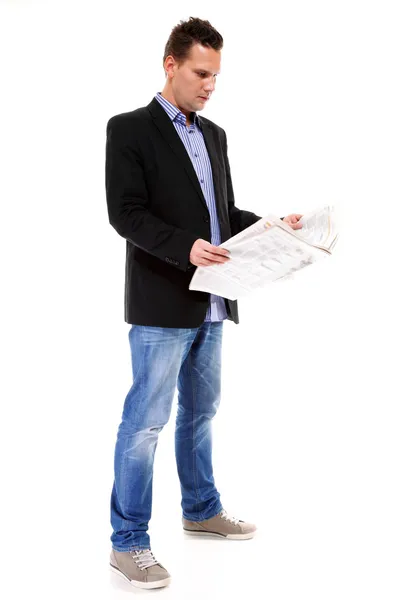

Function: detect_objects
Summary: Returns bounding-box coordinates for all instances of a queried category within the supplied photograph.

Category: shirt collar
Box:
[155,92,202,129]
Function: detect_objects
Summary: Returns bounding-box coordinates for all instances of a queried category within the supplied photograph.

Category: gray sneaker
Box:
[183,508,257,539]
[110,548,171,589]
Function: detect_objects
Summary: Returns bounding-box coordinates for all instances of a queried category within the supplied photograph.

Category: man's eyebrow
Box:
[194,69,220,75]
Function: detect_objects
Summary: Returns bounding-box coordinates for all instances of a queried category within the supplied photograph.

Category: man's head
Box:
[162,17,223,116]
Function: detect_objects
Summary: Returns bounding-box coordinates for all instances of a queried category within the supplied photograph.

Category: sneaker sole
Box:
[110,563,171,589]
[183,529,256,540]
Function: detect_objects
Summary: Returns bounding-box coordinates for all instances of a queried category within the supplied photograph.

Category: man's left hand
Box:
[282,213,303,230]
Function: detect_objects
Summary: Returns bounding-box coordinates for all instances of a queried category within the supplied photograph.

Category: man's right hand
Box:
[189,239,231,268]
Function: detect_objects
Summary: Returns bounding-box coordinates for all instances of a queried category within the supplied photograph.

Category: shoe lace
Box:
[130,549,159,570]
[220,509,240,525]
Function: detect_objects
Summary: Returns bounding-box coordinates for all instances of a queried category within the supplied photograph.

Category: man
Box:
[105,17,303,590]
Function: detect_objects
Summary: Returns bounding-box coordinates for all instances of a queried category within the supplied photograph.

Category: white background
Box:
[1,0,399,598]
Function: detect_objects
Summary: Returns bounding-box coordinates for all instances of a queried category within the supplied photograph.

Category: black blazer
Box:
[105,96,263,327]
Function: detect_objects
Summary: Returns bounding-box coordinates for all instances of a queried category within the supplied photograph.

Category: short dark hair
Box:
[162,17,223,69]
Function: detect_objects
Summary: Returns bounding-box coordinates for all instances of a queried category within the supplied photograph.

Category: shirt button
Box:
[195,153,198,157]
[200,179,204,183]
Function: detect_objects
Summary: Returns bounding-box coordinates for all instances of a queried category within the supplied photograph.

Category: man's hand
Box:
[189,239,230,267]
[282,213,303,230]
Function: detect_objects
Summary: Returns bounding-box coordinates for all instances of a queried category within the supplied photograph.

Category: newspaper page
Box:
[273,204,339,282]
[188,213,329,300]
[295,205,339,252]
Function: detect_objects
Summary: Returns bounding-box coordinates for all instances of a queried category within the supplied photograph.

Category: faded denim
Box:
[110,321,224,551]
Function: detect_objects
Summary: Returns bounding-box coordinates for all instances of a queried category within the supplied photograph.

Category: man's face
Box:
[168,43,221,113]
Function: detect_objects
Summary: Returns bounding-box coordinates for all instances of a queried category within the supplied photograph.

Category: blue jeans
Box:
[110,320,224,551]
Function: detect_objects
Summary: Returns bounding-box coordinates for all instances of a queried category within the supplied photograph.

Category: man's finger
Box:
[200,257,217,266]
[205,246,230,256]
[203,252,230,262]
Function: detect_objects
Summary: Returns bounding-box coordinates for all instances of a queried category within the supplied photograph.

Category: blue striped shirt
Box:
[154,92,228,322]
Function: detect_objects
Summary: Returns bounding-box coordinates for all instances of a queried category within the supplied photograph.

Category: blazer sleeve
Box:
[105,117,199,272]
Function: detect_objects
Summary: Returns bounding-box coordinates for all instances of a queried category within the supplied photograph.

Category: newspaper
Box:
[188,205,339,300]
[294,205,339,252]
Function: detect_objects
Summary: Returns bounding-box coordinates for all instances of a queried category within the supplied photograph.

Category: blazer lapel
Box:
[147,98,222,215]
[199,118,224,217]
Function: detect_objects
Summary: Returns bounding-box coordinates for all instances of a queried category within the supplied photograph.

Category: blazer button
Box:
[203,215,209,223]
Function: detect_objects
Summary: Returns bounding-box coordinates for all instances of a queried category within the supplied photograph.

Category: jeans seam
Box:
[188,349,205,522]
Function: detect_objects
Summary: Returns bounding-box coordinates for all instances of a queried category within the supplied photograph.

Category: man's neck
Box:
[160,90,193,126]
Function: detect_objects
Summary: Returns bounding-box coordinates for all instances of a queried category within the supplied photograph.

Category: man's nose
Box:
[204,82,215,93]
